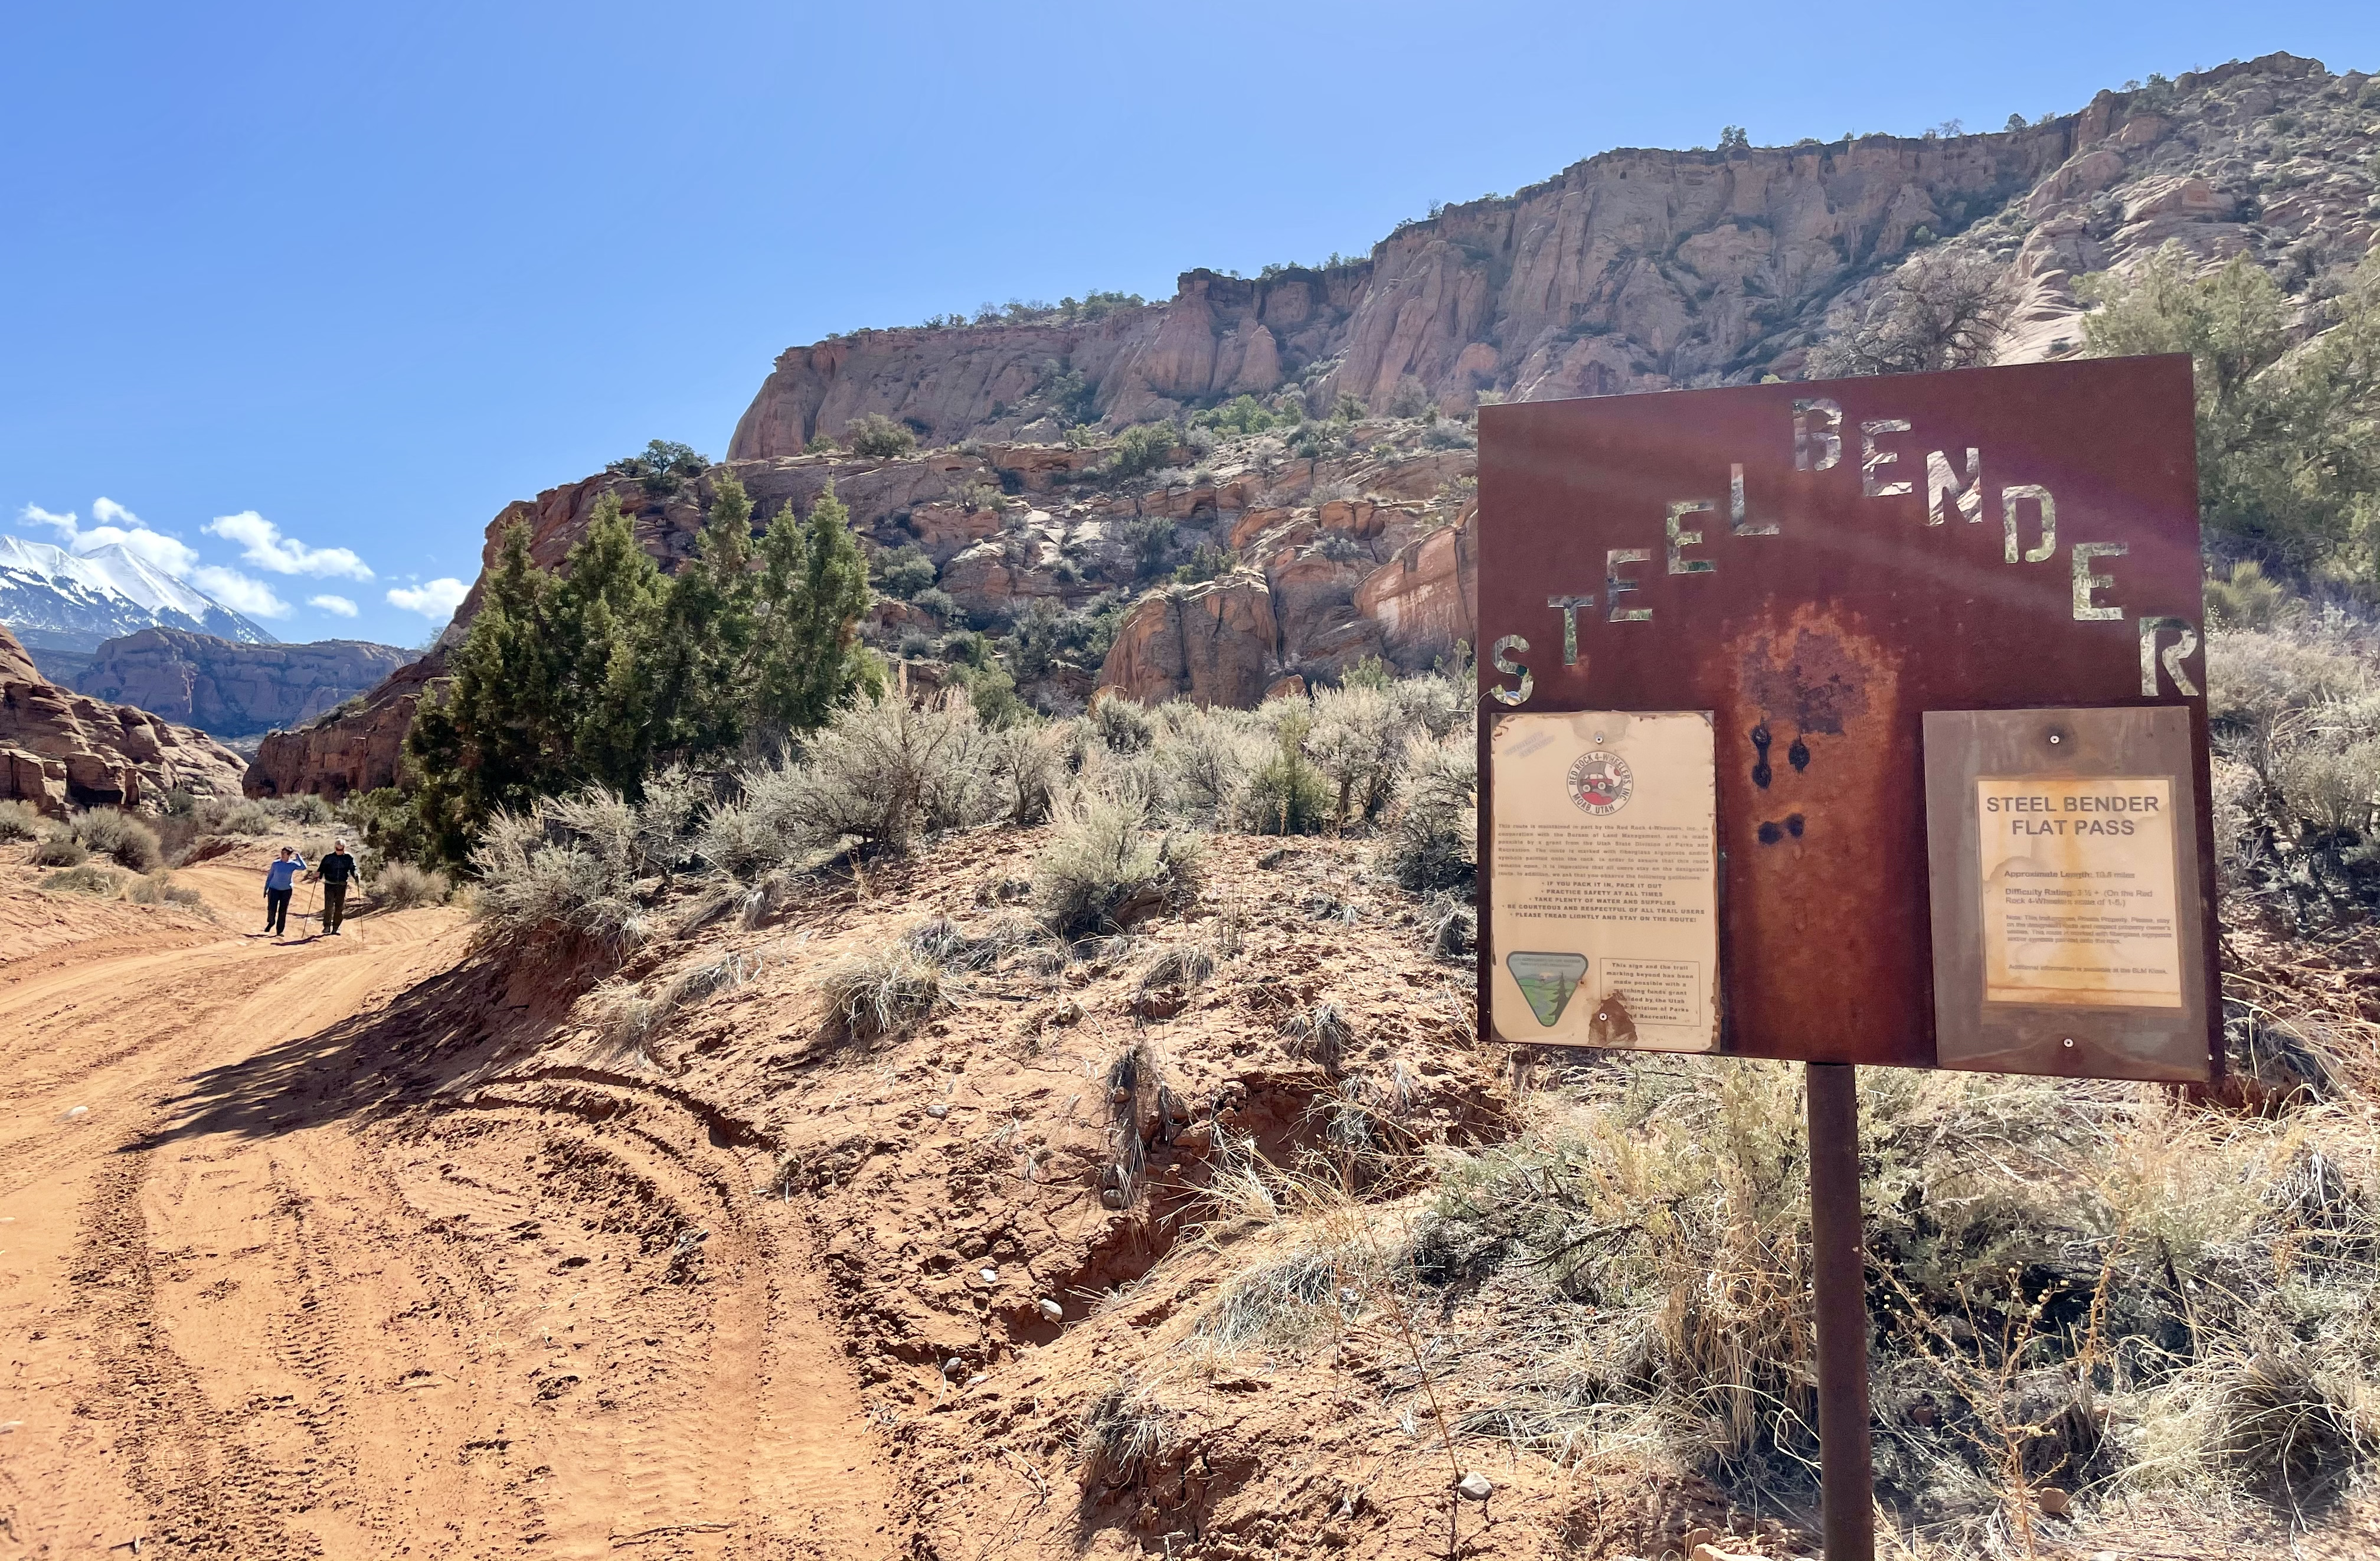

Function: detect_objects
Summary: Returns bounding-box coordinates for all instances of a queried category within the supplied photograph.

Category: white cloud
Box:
[17,498,201,574]
[387,578,469,619]
[188,565,292,619]
[202,510,372,580]
[309,594,359,618]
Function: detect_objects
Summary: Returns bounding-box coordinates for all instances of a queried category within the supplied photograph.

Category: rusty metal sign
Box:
[1476,355,2218,1078]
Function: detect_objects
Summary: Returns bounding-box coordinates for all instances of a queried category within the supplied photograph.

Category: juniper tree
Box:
[406,479,875,868]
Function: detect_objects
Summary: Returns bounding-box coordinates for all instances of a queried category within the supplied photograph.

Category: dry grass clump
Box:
[904,910,1048,972]
[818,943,950,1043]
[1281,998,1352,1074]
[31,832,87,867]
[593,949,756,1056]
[41,863,122,896]
[1075,1377,1179,1487]
[0,799,43,841]
[371,860,449,910]
[1392,1056,2380,1536]
[1031,792,1201,938]
[125,870,207,911]
[1193,1248,1366,1352]
[2205,618,2380,927]
[2217,1350,2372,1509]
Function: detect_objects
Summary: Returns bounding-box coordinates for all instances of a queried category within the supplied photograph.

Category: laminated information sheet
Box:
[1488,711,1720,1051]
[1976,775,2183,1008]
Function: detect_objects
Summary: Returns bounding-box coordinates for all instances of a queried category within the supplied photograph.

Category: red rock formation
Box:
[726,56,2366,455]
[1353,510,1477,670]
[0,622,247,815]
[1097,576,1281,708]
[243,650,446,802]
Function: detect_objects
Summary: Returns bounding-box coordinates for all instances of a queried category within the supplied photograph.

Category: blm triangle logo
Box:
[1505,952,1588,1028]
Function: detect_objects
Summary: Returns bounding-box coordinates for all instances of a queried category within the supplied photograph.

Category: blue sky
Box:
[5,3,2376,648]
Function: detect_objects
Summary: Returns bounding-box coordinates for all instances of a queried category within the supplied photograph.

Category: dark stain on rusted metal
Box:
[1719,609,1910,1060]
[1750,723,1773,789]
[1741,629,1874,737]
[1588,993,1637,1048]
[1789,736,1810,772]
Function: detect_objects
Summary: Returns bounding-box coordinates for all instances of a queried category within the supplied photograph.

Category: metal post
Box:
[1805,1062,1874,1561]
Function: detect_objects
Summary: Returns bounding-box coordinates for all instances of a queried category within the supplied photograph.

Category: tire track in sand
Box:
[0,884,895,1560]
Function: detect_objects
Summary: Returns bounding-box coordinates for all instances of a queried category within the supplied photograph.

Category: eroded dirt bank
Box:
[0,846,895,1560]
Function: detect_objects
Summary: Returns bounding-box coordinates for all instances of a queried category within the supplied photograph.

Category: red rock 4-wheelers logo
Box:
[1567,751,1632,816]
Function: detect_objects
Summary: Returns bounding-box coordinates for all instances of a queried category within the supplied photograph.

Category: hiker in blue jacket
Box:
[263,846,307,938]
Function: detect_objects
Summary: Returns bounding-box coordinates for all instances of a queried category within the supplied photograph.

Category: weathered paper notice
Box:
[1977,776,2183,1008]
[1489,711,1719,1051]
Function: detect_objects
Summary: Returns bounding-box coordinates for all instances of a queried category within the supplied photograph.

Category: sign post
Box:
[1475,356,2218,1557]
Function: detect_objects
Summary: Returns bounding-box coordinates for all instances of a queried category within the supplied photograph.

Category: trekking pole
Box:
[299,876,321,934]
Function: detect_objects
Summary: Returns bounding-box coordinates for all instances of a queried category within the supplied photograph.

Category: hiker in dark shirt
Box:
[315,839,362,936]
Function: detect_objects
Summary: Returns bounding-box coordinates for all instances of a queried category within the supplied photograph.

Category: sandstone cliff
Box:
[259,53,2376,795]
[0,622,249,814]
[71,629,411,739]
[729,55,2375,453]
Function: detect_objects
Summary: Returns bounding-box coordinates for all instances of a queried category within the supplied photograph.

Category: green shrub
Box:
[70,809,162,871]
[1236,714,1331,835]
[0,799,42,841]
[877,546,938,599]
[1171,543,1232,585]
[1005,595,1124,680]
[845,413,918,459]
[1031,792,1201,938]
[42,863,121,896]
[32,833,88,867]
[604,438,710,495]
[2082,246,2380,577]
[1108,423,1178,480]
[1192,394,1286,437]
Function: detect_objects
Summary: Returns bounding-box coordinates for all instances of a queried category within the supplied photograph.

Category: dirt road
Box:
[0,854,894,1560]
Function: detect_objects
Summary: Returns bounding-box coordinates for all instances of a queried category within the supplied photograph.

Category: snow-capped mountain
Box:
[0,534,277,652]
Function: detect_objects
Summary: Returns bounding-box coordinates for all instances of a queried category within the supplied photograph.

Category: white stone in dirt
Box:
[926,1102,949,1119]
[978,1266,998,1285]
[1037,1298,1063,1322]
[1454,1472,1492,1501]
[943,1358,965,1376]
[61,1106,88,1122]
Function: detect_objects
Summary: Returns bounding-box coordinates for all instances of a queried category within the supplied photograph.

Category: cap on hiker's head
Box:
[335,838,347,849]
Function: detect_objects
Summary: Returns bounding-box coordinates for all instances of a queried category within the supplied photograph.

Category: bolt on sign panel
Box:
[1476,355,2219,1078]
